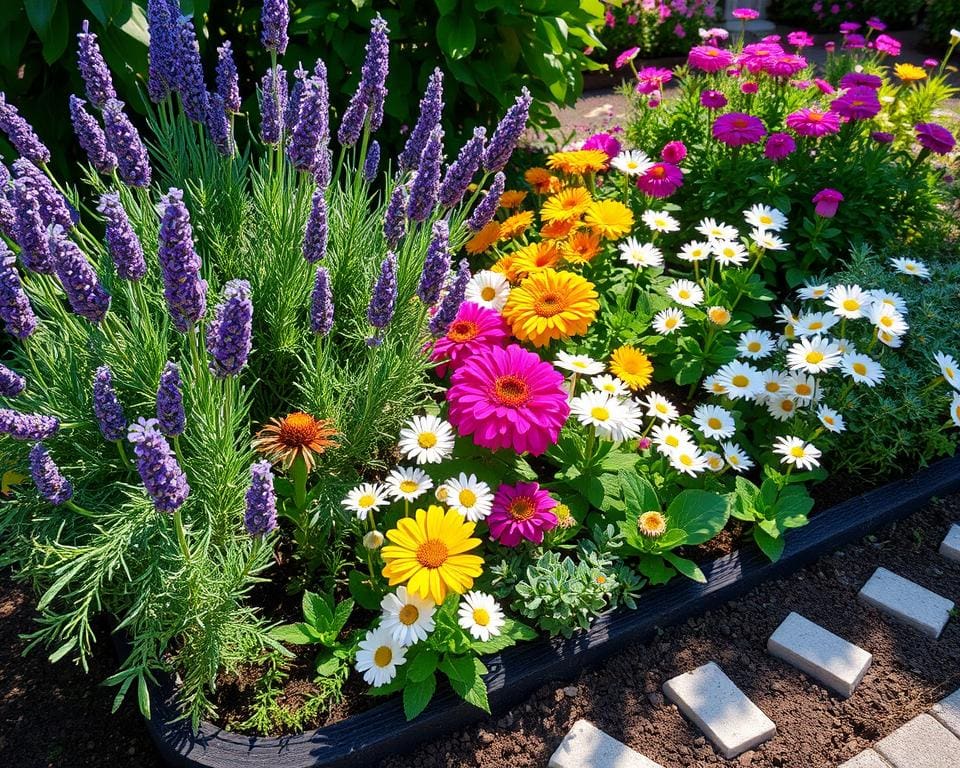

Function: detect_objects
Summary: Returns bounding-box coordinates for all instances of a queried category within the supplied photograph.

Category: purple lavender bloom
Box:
[438,127,485,207]
[259,66,288,145]
[0,164,15,240]
[0,409,59,440]
[172,16,208,123]
[103,99,152,188]
[366,252,397,342]
[0,93,51,164]
[261,0,290,55]
[285,64,308,133]
[77,20,116,108]
[363,140,381,183]
[337,15,390,145]
[206,279,253,378]
[0,363,25,397]
[428,259,470,336]
[245,460,277,535]
[337,94,368,149]
[406,127,443,222]
[205,92,234,156]
[158,188,207,332]
[156,361,185,437]
[416,219,450,305]
[69,96,117,175]
[127,417,190,513]
[12,159,75,230]
[93,365,126,441]
[383,184,406,248]
[147,0,175,103]
[466,171,504,232]
[0,248,37,339]
[216,41,241,113]
[287,75,330,172]
[29,444,72,505]
[399,69,444,172]
[302,189,328,263]
[98,192,146,281]
[310,265,334,336]
[12,183,55,275]
[50,228,111,324]
[482,88,532,173]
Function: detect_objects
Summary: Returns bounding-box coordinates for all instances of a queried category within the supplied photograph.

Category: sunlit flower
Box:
[889,257,931,279]
[643,392,679,422]
[653,307,687,334]
[637,162,684,198]
[707,306,732,326]
[592,374,630,398]
[430,301,511,376]
[826,284,870,319]
[488,481,557,546]
[570,390,643,442]
[738,330,775,359]
[751,229,788,251]
[715,361,762,400]
[712,240,749,267]
[499,210,533,240]
[619,238,664,268]
[702,374,728,396]
[503,269,599,347]
[952,393,960,428]
[696,217,739,241]
[540,218,578,240]
[253,411,338,471]
[642,209,680,233]
[585,199,635,240]
[786,373,818,402]
[398,414,456,464]
[794,311,839,337]
[934,352,960,390]
[760,369,790,399]
[380,586,436,646]
[894,62,926,82]
[385,466,434,502]
[722,442,754,472]
[667,279,704,307]
[766,395,798,421]
[511,242,563,276]
[342,482,390,520]
[355,626,407,687]
[693,403,736,439]
[869,302,908,337]
[465,221,501,254]
[670,444,710,476]
[540,186,592,222]
[744,204,787,232]
[458,591,505,642]
[547,149,609,175]
[870,290,908,315]
[499,190,527,209]
[817,405,846,433]
[787,335,842,374]
[652,423,696,455]
[609,345,654,391]
[465,270,511,311]
[562,230,602,264]
[638,510,667,537]
[556,351,605,376]
[797,282,829,301]
[704,451,725,472]
[443,473,494,522]
[678,240,712,262]
[611,149,655,176]
[524,166,561,194]
[773,436,821,470]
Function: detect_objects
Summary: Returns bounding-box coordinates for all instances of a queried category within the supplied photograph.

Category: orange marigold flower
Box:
[540,218,579,240]
[499,190,528,209]
[562,230,602,264]
[498,210,534,241]
[894,62,926,82]
[491,254,521,283]
[540,187,592,223]
[502,268,599,347]
[465,221,501,254]
[524,167,562,194]
[585,200,634,240]
[547,149,609,175]
[511,242,562,277]
[253,412,338,472]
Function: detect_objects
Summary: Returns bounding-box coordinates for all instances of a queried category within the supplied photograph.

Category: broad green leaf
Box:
[619,471,659,513]
[461,661,490,713]
[269,623,319,645]
[403,673,436,720]
[437,12,476,60]
[24,0,57,37]
[315,649,342,677]
[302,590,334,630]
[662,552,706,583]
[406,648,440,683]
[635,554,676,586]
[754,526,786,562]
[440,653,477,693]
[666,490,729,545]
[505,618,538,641]
[331,598,354,635]
[348,570,383,611]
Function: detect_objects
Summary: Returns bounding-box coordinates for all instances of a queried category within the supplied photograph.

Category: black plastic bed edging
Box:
[144,454,960,768]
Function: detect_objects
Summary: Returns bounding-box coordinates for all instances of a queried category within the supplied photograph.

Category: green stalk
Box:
[115,439,133,471]
[290,453,308,511]
[66,499,96,518]
[173,507,191,563]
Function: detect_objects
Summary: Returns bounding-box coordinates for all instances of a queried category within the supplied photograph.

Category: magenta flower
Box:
[765,54,808,78]
[636,162,683,198]
[764,132,796,161]
[787,31,814,48]
[830,87,881,120]
[915,123,956,155]
[785,108,840,137]
[839,72,882,90]
[866,17,886,31]
[733,8,760,20]
[636,67,673,95]
[870,131,895,144]
[430,302,510,377]
[814,78,835,95]
[740,81,759,94]
[487,481,557,547]
[874,34,900,56]
[924,58,939,68]
[812,188,843,217]
[688,45,735,73]
[843,34,866,49]
[583,131,621,160]
[824,41,836,53]
[615,47,641,69]
[661,140,687,164]
[712,112,767,146]
[700,89,728,109]
[740,42,786,74]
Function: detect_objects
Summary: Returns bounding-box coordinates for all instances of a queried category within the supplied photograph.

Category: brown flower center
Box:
[398,604,420,626]
[374,646,393,667]
[278,412,323,447]
[480,286,497,301]
[533,292,563,317]
[508,496,537,522]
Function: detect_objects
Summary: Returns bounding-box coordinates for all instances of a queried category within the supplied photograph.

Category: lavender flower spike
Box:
[311,61,332,189]
[416,219,450,305]
[0,363,25,397]
[50,228,111,323]
[158,188,207,333]
[259,65,288,145]
[69,96,117,175]
[0,409,59,440]
[29,444,73,505]
[366,252,397,344]
[467,171,504,232]
[216,41,241,114]
[156,361,185,437]
[363,140,380,183]
[406,126,443,223]
[77,20,116,108]
[0,248,38,339]
[0,93,51,164]
[92,365,126,441]
[438,126,485,207]
[288,75,330,173]
[12,159,75,230]
[172,16,208,123]
[206,279,253,378]
[261,0,290,55]
[302,189,328,263]
[0,164,16,240]
[12,183,55,275]
[482,87,532,173]
[98,192,146,281]
[205,92,234,157]
[285,64,309,134]
[128,417,190,513]
[103,99,152,188]
[383,184,406,248]
[337,15,390,145]
[146,0,173,102]
[310,265,334,336]
[429,259,470,337]
[399,69,444,172]
[245,459,278,535]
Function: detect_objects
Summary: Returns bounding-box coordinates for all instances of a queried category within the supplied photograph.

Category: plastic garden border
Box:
[142,453,960,768]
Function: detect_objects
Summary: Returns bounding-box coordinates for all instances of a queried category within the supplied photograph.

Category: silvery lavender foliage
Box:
[69,96,117,175]
[103,99,152,188]
[363,140,381,183]
[245,460,278,536]
[12,183,55,275]
[302,189,328,263]
[98,192,145,281]
[0,93,51,164]
[383,184,406,248]
[260,0,290,55]
[285,64,308,134]
[438,127,485,207]
[337,15,389,145]
[399,69,444,172]
[287,74,329,173]
[259,66,288,145]
[76,20,116,108]
[147,0,175,103]
[205,92,234,157]
[0,249,37,339]
[482,87,532,173]
[13,159,75,230]
[366,252,398,344]
[0,165,15,240]
[416,220,450,305]
[29,444,73,505]
[156,361,185,437]
[158,188,207,332]
[428,259,470,337]
[93,365,126,441]
[206,279,253,378]
[172,15,208,122]
[466,171,504,232]
[0,409,59,440]
[0,363,25,397]
[216,41,241,113]
[50,228,111,324]
[127,417,190,513]
[310,265,333,336]
[406,127,443,222]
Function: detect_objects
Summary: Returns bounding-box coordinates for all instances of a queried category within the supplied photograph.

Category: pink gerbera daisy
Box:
[636,162,683,198]
[487,481,558,547]
[687,45,735,73]
[785,108,841,137]
[430,302,510,377]
[712,112,767,146]
[447,344,570,456]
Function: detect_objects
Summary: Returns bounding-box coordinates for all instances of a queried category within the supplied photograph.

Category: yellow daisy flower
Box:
[562,230,602,264]
[540,187,592,223]
[510,242,562,276]
[894,62,926,82]
[585,200,634,240]
[498,210,534,241]
[547,149,609,176]
[465,221,501,255]
[499,190,528,209]
[609,345,654,391]
[524,167,562,195]
[502,268,599,347]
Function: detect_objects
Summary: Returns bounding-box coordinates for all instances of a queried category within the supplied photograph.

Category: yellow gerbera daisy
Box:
[585,200,634,240]
[381,505,484,605]
[465,221,501,254]
[547,149,609,175]
[524,167,562,195]
[498,210,534,241]
[511,242,562,276]
[499,190,528,209]
[502,268,600,347]
[541,218,579,240]
[491,253,521,283]
[609,345,654,391]
[562,230,602,264]
[894,62,926,82]
[540,187,592,223]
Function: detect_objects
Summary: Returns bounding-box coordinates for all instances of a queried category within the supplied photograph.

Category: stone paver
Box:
[548,720,664,768]
[874,713,960,768]
[857,567,955,639]
[662,662,776,759]
[940,524,960,564]
[931,687,960,739]
[838,749,892,768]
[767,611,872,698]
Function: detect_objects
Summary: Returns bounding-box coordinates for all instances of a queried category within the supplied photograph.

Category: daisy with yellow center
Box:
[894,62,927,82]
[499,189,528,209]
[457,591,505,642]
[442,473,494,522]
[707,306,732,326]
[585,200,635,240]
[547,148,609,175]
[638,510,667,538]
[540,187,592,223]
[502,268,599,348]
[253,411,338,471]
[721,442,754,472]
[609,345,653,391]
[772,436,821,471]
[384,466,433,503]
[498,210,534,240]
[952,392,960,428]
[465,270,511,311]
[397,414,456,464]
[562,230,602,264]
[355,626,406,687]
[380,586,436,647]
[465,220,501,254]
[934,352,959,390]
[342,482,390,521]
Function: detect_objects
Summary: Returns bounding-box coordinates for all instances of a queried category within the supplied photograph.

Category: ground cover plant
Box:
[0,0,958,741]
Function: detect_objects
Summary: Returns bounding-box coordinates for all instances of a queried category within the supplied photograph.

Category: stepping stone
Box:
[931,687,960,739]
[548,720,664,768]
[940,524,960,563]
[857,567,955,639]
[767,612,872,697]
[662,662,776,759]
[839,750,891,768]
[874,713,960,768]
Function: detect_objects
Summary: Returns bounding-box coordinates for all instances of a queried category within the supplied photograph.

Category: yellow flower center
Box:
[656,403,668,413]
[731,375,749,388]
[508,496,537,522]
[824,415,835,425]
[795,383,812,396]
[880,316,893,327]
[418,431,438,448]
[458,489,477,507]
[809,321,823,330]
[708,417,722,429]
[666,435,680,447]
[781,400,794,412]
[591,406,610,421]
[416,538,449,569]
[398,604,420,625]
[766,381,781,393]
[842,298,859,312]
[492,374,530,407]
[666,317,678,328]
[399,480,419,494]
[748,341,761,352]
[790,445,806,458]
[472,608,490,627]
[533,292,563,317]
[448,320,479,343]
[374,646,393,667]
[639,511,667,536]
[806,351,825,364]
[480,286,497,301]
[759,215,773,225]
[728,454,740,465]
[358,493,375,508]
[853,362,867,376]
[679,454,694,466]
[946,367,955,378]
[678,289,690,299]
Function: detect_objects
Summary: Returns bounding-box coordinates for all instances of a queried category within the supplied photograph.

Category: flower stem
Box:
[115,439,133,471]
[291,454,308,511]
[66,499,96,518]
[173,507,191,562]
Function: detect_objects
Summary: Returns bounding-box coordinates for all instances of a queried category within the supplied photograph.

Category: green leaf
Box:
[24,0,57,38]
[434,0,457,12]
[406,648,440,683]
[666,490,729,546]
[505,618,538,642]
[600,449,639,472]
[437,12,476,60]
[269,623,320,645]
[137,673,151,720]
[303,590,334,631]
[635,554,676,586]
[315,649,342,677]
[619,471,659,514]
[754,526,786,562]
[471,632,517,655]
[662,552,706,583]
[331,598,354,636]
[461,661,490,713]
[440,653,477,693]
[48,635,77,663]
[403,673,436,720]
[349,570,383,611]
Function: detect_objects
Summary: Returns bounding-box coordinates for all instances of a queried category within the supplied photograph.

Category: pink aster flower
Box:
[764,132,796,161]
[870,131,895,144]
[814,78,835,94]
[636,161,683,198]
[733,8,760,20]
[740,42,786,74]
[583,131,621,161]
[843,34,866,49]
[874,34,900,56]
[764,54,808,78]
[700,89,728,109]
[661,140,687,163]
[915,123,956,155]
[688,45,735,73]
[615,47,641,69]
[447,344,570,456]
[787,30,814,49]
[924,58,939,68]
[785,108,840,137]
[636,67,673,95]
[824,41,836,53]
[713,112,767,146]
[839,21,860,33]
[430,302,510,377]
[812,188,843,217]
[866,17,886,31]
[487,481,557,547]
[741,81,759,94]
[830,86,881,120]
[840,72,882,90]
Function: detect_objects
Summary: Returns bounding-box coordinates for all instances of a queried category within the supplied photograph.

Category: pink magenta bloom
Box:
[840,72,882,90]
[615,47,640,69]
[916,123,956,155]
[636,161,683,198]
[830,86,881,120]
[740,81,759,94]
[430,302,510,377]
[764,54,808,78]
[764,132,796,161]
[487,481,557,547]
[924,58,939,68]
[824,41,836,53]
[814,78,835,94]
[740,42,786,74]
[839,21,860,33]
[874,34,900,56]
[713,112,767,146]
[787,30,814,48]
[700,89,728,109]
[688,45,735,73]
[583,131,621,161]
[447,344,569,456]
[733,8,760,20]
[661,140,687,163]
[785,108,840,137]
[866,17,886,31]
[843,34,866,49]
[636,67,673,95]
[812,188,843,217]
[870,131,895,144]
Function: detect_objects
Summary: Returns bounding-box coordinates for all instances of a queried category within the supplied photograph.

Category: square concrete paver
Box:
[857,567,955,639]
[838,749,892,768]
[931,687,960,739]
[548,720,664,768]
[940,524,960,563]
[662,662,776,759]
[767,612,872,697]
[874,713,960,768]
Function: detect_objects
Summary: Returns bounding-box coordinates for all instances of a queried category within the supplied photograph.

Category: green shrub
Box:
[594,0,718,61]
[921,1,960,51]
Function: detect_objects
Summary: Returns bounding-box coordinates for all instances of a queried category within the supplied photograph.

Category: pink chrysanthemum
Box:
[829,86,881,120]
[688,45,734,73]
[700,89,727,109]
[583,131,621,161]
[740,42,785,74]
[839,72,882,90]
[712,112,767,146]
[915,123,956,155]
[812,188,843,217]
[763,53,808,78]
[430,302,510,377]
[661,140,687,164]
[635,67,673,95]
[487,481,558,547]
[732,8,760,20]
[615,47,640,69]
[787,30,814,49]
[785,108,840,137]
[636,161,683,198]
[814,78,835,95]
[874,34,901,56]
[764,132,796,161]
[446,344,569,456]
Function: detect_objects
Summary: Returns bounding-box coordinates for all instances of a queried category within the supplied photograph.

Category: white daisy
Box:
[692,404,736,439]
[702,374,728,396]
[457,591,505,642]
[342,482,390,521]
[766,395,799,421]
[398,414,456,464]
[868,302,908,337]
[651,423,696,455]
[877,329,903,349]
[760,369,791,399]
[869,289,907,315]
[696,217,739,241]
[721,441,754,472]
[443,473,494,522]
[380,586,436,646]
[772,436,822,470]
[750,228,788,251]
[611,149,655,176]
[642,209,680,233]
[704,451,726,472]
[737,330,775,359]
[793,311,840,337]
[952,392,960,428]
[652,307,687,334]
[384,466,434,502]
[707,306,732,326]
[592,374,630,398]
[841,353,885,386]
[711,239,749,267]
[797,282,829,301]
[787,335,843,374]
[678,240,712,262]
[355,626,407,687]
[775,303,800,326]
[889,256,931,279]
[786,373,819,402]
[618,238,664,268]
[667,279,705,307]
[816,404,846,433]
[744,204,788,232]
[714,361,763,400]
[570,391,643,442]
[464,270,511,311]
[555,351,605,376]
[825,284,870,319]
[934,352,960,390]
[670,444,710,476]
[643,392,679,422]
